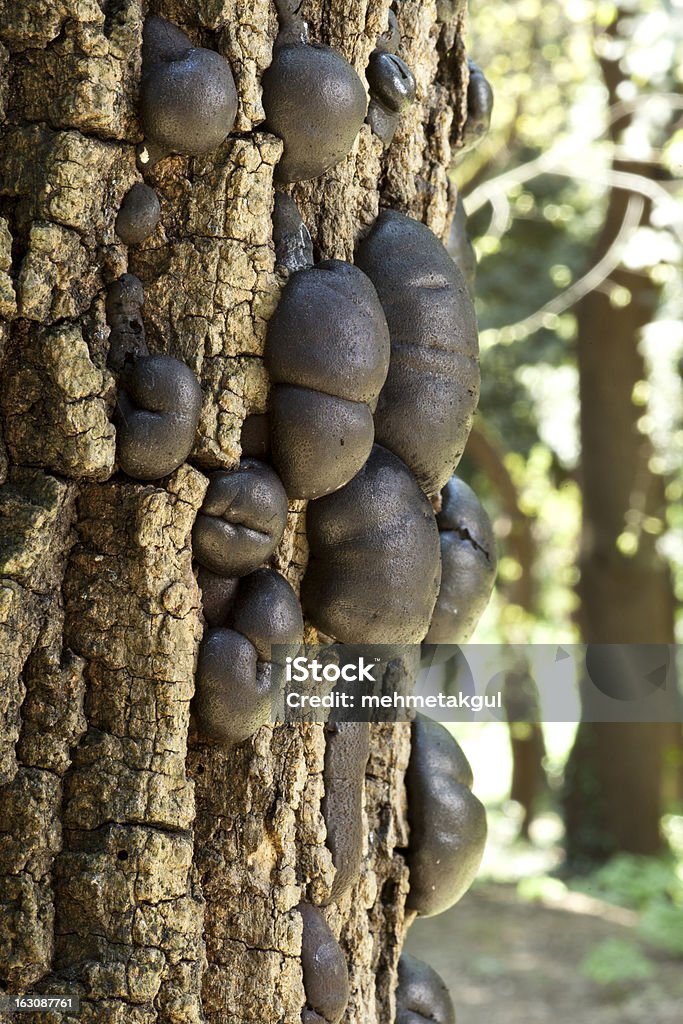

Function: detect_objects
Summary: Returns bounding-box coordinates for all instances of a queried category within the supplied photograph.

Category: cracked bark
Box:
[0,1,471,1022]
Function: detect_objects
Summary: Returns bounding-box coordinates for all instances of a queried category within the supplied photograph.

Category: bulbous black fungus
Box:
[267,261,390,404]
[298,903,350,1024]
[301,445,441,644]
[192,460,289,577]
[193,628,276,746]
[141,15,192,66]
[272,192,314,274]
[462,59,493,153]
[115,183,161,246]
[376,10,400,54]
[356,210,480,497]
[262,43,367,182]
[321,721,370,903]
[405,715,487,917]
[115,354,202,480]
[139,16,238,160]
[448,194,476,297]
[367,52,416,114]
[396,954,456,1024]
[269,387,375,499]
[425,475,497,646]
[265,259,390,498]
[197,567,240,627]
[105,273,148,372]
[230,568,303,663]
[240,414,271,459]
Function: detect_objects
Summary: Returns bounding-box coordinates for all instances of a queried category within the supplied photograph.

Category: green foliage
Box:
[572,852,683,958]
[580,938,655,985]
[458,0,683,638]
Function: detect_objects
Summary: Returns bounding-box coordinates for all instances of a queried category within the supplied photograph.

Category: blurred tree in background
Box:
[457,0,683,859]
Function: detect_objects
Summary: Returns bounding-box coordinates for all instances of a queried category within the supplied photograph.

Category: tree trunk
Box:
[0,1,471,1021]
[563,8,677,864]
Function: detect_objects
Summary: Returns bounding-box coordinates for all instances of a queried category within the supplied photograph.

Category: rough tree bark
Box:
[0,2,472,1022]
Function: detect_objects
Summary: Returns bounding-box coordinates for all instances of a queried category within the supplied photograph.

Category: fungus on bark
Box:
[262,2,367,182]
[115,183,161,246]
[462,59,494,153]
[298,903,350,1024]
[424,475,497,648]
[356,210,480,497]
[396,954,456,1024]
[192,460,289,577]
[321,721,370,903]
[265,260,390,499]
[138,15,238,166]
[193,628,276,747]
[105,273,149,373]
[301,445,441,643]
[115,354,202,480]
[404,716,487,917]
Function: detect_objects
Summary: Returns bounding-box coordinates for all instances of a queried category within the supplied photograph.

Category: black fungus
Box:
[298,903,350,1024]
[356,209,480,496]
[272,192,314,274]
[105,273,148,372]
[240,413,271,460]
[193,627,276,746]
[462,59,493,153]
[115,354,202,480]
[262,42,367,182]
[139,16,237,162]
[265,260,390,498]
[230,567,303,663]
[367,51,416,114]
[115,183,161,246]
[322,721,370,903]
[301,445,441,644]
[424,475,497,646]
[396,954,456,1024]
[192,460,289,577]
[405,715,487,917]
[197,567,240,627]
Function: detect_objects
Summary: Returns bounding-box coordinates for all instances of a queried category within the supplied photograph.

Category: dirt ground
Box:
[404,882,683,1024]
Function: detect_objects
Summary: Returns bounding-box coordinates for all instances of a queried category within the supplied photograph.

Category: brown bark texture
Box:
[0,2,473,1022]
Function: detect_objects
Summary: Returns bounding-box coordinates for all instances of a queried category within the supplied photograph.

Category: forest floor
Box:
[405,880,683,1024]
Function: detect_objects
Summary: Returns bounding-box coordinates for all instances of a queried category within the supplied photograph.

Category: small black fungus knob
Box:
[240,413,271,460]
[106,273,148,372]
[462,59,494,153]
[396,954,456,1024]
[115,354,202,480]
[265,259,390,499]
[139,16,237,162]
[322,721,370,903]
[230,568,303,663]
[298,903,350,1024]
[301,445,441,644]
[192,460,289,577]
[262,43,367,182]
[115,183,161,246]
[197,567,240,627]
[193,628,276,746]
[272,192,314,274]
[405,715,487,917]
[367,52,416,114]
[424,475,497,647]
[376,10,400,54]
[356,210,480,497]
